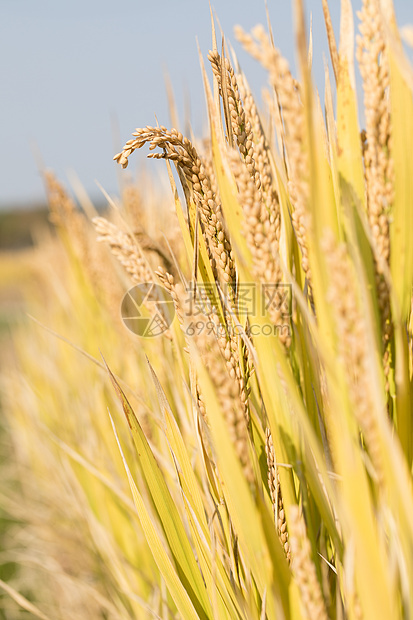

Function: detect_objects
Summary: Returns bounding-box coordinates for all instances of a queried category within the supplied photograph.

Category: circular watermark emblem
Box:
[121,283,175,337]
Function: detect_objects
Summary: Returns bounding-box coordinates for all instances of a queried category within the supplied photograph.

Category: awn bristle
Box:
[357,0,393,263]
[155,266,185,330]
[208,50,260,189]
[191,312,253,482]
[207,49,287,334]
[199,139,220,200]
[229,149,291,345]
[114,127,236,293]
[323,231,384,486]
[289,505,329,620]
[121,182,178,275]
[133,230,175,275]
[223,325,251,423]
[121,182,143,227]
[321,0,339,83]
[45,172,126,318]
[235,25,312,285]
[208,305,251,425]
[93,217,153,285]
[237,73,282,234]
[94,217,174,339]
[265,428,291,562]
[357,0,393,351]
[44,171,87,260]
[157,265,253,457]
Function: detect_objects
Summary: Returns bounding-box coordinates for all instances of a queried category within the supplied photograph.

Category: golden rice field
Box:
[1,0,413,618]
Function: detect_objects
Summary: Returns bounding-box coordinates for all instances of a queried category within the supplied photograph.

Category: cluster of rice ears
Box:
[2,0,413,618]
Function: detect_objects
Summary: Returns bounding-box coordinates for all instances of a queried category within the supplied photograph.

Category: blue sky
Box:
[1,0,412,209]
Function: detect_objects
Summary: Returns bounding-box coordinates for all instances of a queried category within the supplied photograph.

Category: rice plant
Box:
[2,0,413,618]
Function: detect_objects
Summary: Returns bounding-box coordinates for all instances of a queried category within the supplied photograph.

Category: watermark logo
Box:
[121,283,175,337]
[121,281,292,338]
[182,282,292,319]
